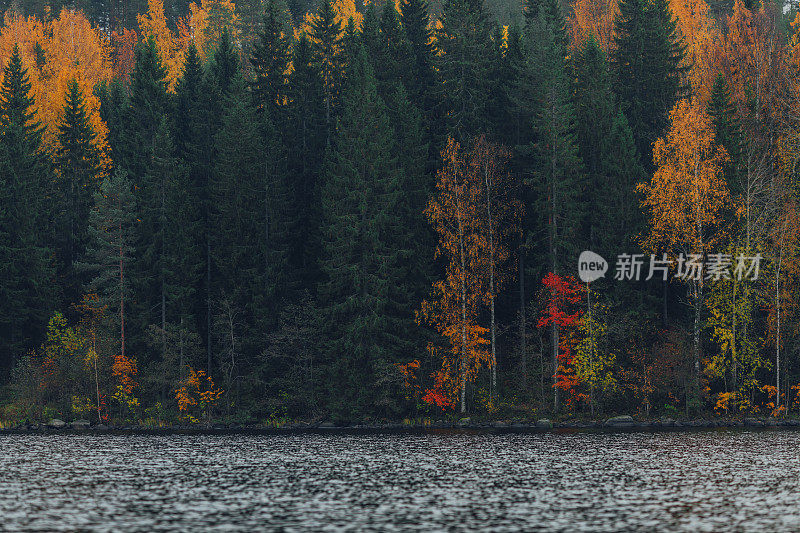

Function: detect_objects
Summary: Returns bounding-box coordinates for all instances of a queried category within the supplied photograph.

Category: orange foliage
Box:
[296,0,362,40]
[669,0,723,103]
[112,28,138,83]
[188,0,238,58]
[174,366,224,423]
[639,98,730,256]
[418,138,492,409]
[112,353,138,395]
[0,10,112,168]
[568,0,616,54]
[138,0,188,91]
[721,0,785,120]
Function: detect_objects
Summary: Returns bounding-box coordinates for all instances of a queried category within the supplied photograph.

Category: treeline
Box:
[0,0,799,425]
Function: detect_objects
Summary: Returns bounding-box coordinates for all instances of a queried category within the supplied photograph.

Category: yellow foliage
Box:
[669,0,723,103]
[137,0,186,91]
[188,0,238,59]
[0,10,112,172]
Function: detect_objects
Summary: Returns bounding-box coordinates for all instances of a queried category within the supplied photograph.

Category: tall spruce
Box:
[308,0,343,145]
[520,11,586,411]
[573,37,643,258]
[0,45,54,371]
[612,0,686,170]
[435,0,494,141]
[77,169,137,362]
[55,79,102,306]
[707,74,742,195]
[285,33,327,294]
[250,0,292,119]
[319,46,410,418]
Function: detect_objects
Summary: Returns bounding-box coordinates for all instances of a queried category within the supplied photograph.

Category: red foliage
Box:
[538,273,586,408]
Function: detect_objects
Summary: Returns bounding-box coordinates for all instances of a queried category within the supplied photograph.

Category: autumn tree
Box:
[420,138,491,413]
[639,98,730,406]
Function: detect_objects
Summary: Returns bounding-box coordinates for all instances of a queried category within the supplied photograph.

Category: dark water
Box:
[2,430,800,531]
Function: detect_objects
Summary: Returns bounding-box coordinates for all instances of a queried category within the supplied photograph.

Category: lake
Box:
[2,429,800,531]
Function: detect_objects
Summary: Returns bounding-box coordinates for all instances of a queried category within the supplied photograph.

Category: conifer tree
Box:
[250,0,292,120]
[573,37,643,257]
[318,46,410,417]
[435,0,494,141]
[521,12,586,411]
[78,169,137,362]
[707,74,742,195]
[400,0,435,108]
[308,0,343,145]
[55,79,102,305]
[173,42,214,374]
[0,45,54,370]
[285,33,327,294]
[612,0,686,170]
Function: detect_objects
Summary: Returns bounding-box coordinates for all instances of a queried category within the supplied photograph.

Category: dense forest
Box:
[0,0,798,426]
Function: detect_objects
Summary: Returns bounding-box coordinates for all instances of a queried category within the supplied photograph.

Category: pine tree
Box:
[435,0,494,141]
[250,0,292,119]
[55,79,102,305]
[612,0,687,170]
[77,169,137,362]
[0,45,54,371]
[318,46,410,418]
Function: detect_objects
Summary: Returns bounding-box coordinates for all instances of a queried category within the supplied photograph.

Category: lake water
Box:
[2,429,800,531]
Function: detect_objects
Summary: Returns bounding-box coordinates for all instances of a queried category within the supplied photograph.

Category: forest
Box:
[0,0,798,426]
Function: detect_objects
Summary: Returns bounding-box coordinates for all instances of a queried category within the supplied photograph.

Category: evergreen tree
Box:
[319,46,410,418]
[173,42,214,374]
[77,169,137,361]
[573,37,643,258]
[520,13,586,411]
[285,33,327,294]
[0,45,54,372]
[308,0,343,145]
[612,0,686,170]
[250,0,292,119]
[435,0,494,141]
[55,79,102,305]
[707,74,742,195]
[120,37,169,180]
[400,0,435,109]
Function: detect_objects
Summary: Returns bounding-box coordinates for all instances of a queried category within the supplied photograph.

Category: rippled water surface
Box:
[2,430,800,531]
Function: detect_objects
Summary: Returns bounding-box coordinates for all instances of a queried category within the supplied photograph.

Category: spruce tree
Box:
[285,33,326,294]
[707,74,742,194]
[0,45,54,371]
[55,79,101,305]
[318,46,410,418]
[308,0,343,145]
[520,12,586,411]
[173,42,214,374]
[250,0,292,119]
[573,37,643,258]
[435,0,494,141]
[612,0,686,170]
[400,0,435,109]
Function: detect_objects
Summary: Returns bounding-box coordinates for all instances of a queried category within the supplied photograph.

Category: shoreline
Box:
[2,416,800,434]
